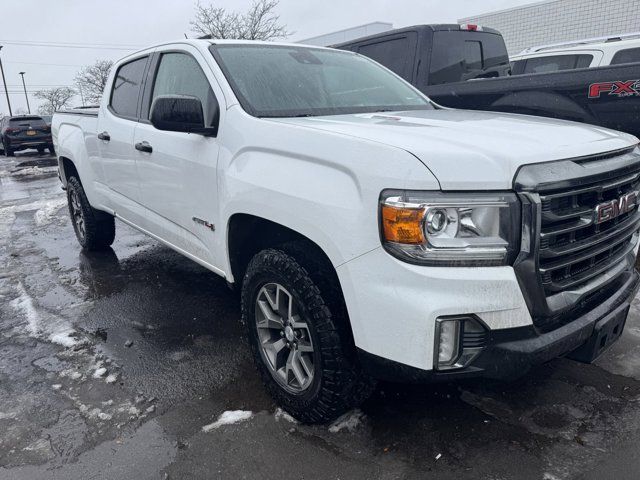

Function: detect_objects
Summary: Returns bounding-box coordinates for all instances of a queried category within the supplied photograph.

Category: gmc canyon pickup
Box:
[53,40,640,423]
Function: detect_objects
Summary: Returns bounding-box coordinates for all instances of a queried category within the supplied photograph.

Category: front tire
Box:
[242,248,375,424]
[66,176,115,250]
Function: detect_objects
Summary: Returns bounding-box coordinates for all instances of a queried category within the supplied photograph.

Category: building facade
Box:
[297,22,393,47]
[459,0,640,55]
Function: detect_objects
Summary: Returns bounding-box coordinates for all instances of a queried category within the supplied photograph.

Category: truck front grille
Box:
[538,172,640,295]
[514,145,640,329]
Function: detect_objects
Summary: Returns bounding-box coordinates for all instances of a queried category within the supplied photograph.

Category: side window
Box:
[464,41,483,71]
[110,56,148,118]
[610,48,640,65]
[520,54,593,74]
[429,31,509,85]
[357,34,415,81]
[151,52,219,127]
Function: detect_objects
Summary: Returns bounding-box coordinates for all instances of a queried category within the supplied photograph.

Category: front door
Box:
[132,48,223,268]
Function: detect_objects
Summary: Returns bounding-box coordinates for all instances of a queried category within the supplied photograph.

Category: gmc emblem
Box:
[594,191,639,224]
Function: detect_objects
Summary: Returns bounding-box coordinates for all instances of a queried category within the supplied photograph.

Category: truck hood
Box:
[270,109,638,190]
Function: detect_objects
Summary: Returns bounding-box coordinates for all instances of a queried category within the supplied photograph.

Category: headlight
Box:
[380,190,520,266]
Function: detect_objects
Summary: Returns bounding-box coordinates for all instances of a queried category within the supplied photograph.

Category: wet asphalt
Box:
[2,152,640,479]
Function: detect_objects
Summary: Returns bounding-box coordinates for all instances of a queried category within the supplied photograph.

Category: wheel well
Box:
[228,213,356,348]
[228,214,336,285]
[60,157,79,185]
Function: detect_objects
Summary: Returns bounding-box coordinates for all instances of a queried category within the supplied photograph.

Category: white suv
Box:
[511,32,640,74]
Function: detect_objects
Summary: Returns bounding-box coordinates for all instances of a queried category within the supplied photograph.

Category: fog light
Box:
[435,315,488,371]
[436,318,461,367]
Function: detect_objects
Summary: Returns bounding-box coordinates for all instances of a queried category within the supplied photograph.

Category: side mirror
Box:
[150,95,217,136]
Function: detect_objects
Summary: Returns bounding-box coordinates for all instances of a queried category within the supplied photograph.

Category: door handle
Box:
[97,131,110,141]
[135,141,153,153]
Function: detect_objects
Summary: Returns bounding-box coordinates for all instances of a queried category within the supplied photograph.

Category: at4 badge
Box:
[588,80,640,99]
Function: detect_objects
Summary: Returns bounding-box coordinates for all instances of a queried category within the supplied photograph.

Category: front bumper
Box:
[337,243,639,380]
[357,269,639,382]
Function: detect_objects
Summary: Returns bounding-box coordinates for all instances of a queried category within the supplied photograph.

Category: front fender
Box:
[218,113,440,279]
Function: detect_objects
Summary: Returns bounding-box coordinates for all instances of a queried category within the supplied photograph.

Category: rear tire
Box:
[66,176,115,251]
[242,247,375,424]
[4,140,14,157]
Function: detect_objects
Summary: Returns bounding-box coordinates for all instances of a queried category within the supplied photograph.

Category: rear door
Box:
[132,46,224,267]
[97,54,150,213]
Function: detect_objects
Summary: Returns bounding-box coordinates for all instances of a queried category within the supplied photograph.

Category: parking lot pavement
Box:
[2,152,640,480]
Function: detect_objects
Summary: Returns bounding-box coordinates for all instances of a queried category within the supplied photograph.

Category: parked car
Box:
[333,24,640,138]
[0,114,54,156]
[510,32,640,74]
[53,40,640,423]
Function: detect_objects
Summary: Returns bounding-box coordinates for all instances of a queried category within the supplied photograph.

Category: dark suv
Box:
[0,115,54,157]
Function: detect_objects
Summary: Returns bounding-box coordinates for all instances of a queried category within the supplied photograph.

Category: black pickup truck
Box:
[334,25,640,138]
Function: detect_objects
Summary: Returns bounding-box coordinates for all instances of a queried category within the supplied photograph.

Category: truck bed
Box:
[424,62,640,138]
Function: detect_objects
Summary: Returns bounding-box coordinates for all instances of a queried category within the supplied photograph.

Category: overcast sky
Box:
[0,0,539,115]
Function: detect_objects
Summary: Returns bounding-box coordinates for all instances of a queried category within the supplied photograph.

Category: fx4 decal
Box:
[588,80,640,99]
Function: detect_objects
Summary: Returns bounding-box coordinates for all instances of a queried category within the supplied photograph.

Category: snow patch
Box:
[274,408,298,424]
[328,409,365,433]
[0,195,66,240]
[92,367,107,378]
[202,410,253,432]
[3,166,59,177]
[33,197,67,226]
[10,282,78,348]
[543,474,562,480]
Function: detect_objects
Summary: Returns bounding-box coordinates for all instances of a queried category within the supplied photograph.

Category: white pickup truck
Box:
[53,39,640,423]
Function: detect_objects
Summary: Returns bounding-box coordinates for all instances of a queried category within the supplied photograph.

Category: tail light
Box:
[460,24,482,31]
[5,127,18,134]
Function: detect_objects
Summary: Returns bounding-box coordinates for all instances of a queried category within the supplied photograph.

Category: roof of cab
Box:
[116,38,337,64]
[331,24,503,49]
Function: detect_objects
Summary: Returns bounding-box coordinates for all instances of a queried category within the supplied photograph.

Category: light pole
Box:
[18,72,30,114]
[0,46,12,116]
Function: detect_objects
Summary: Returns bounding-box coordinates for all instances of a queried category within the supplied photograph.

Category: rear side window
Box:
[110,56,148,118]
[610,48,640,65]
[429,31,509,85]
[516,54,592,74]
[150,52,219,127]
[356,34,417,81]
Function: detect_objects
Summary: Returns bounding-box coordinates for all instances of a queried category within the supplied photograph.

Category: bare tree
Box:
[34,87,76,114]
[190,0,291,40]
[75,60,113,105]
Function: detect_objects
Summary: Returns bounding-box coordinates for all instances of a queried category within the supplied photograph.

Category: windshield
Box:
[211,44,432,118]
